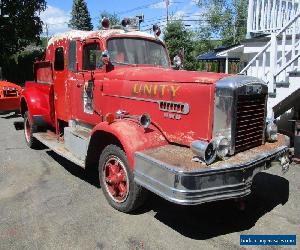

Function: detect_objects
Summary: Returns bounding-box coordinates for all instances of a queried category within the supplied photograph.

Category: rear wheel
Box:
[99,144,146,213]
[24,111,40,149]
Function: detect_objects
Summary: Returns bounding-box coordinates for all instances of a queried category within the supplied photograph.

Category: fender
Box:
[88,119,168,169]
[21,82,55,127]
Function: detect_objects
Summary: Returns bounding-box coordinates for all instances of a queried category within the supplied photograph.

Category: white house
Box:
[217,0,300,128]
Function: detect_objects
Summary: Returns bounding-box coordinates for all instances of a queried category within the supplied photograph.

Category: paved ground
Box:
[0,112,299,250]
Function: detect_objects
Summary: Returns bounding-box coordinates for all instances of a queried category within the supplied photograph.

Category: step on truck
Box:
[20,23,290,212]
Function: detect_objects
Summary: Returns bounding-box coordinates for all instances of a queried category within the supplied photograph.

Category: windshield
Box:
[107,38,170,68]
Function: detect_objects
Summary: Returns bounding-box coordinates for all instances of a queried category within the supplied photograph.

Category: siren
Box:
[121,18,130,28]
[101,17,110,29]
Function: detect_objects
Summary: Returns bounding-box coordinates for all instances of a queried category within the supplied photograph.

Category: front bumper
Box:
[134,134,289,205]
[0,97,20,112]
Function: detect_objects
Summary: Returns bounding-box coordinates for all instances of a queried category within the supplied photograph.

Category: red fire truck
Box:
[20,25,290,212]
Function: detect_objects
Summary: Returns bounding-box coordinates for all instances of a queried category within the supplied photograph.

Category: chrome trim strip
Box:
[103,93,190,114]
[103,93,158,103]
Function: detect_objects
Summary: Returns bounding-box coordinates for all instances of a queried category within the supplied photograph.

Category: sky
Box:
[40,0,202,36]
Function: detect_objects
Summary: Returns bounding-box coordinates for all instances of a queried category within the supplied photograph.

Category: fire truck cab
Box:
[20,28,290,212]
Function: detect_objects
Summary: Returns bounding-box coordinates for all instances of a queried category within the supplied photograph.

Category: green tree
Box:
[98,11,120,29]
[196,0,248,46]
[0,0,46,62]
[69,0,93,31]
[3,49,45,85]
[163,21,198,70]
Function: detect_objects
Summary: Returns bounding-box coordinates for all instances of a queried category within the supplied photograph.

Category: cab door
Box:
[53,46,69,122]
[69,39,104,125]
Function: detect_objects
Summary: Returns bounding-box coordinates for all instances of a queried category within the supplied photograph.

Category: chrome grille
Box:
[235,94,266,153]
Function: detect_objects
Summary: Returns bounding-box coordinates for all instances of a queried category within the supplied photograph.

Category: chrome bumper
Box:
[134,134,289,205]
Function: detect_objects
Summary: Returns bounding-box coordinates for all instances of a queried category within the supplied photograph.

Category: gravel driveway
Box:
[0,112,299,250]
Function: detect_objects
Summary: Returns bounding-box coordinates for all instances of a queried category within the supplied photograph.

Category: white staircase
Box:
[247,0,299,35]
[241,2,300,118]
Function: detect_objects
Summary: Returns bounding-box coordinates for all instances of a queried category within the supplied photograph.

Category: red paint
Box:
[0,81,22,112]
[21,30,229,168]
[103,156,128,202]
[91,120,168,167]
[21,82,55,126]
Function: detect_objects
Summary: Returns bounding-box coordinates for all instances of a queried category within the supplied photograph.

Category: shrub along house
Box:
[197,45,241,74]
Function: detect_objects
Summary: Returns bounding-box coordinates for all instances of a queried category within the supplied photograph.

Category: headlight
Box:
[216,137,230,159]
[266,121,278,142]
[3,86,8,91]
[191,140,217,165]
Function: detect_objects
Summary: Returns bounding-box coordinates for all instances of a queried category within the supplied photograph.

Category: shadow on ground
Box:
[144,172,289,240]
[0,112,20,119]
[46,150,100,188]
[46,149,289,240]
[13,121,24,130]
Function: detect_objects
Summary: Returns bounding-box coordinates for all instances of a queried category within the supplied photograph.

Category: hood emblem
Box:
[132,83,180,99]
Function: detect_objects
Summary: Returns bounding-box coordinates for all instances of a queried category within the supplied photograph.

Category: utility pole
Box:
[45,23,49,41]
[165,0,169,23]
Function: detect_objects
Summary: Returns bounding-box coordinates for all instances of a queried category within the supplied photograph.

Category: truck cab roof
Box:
[47,29,158,47]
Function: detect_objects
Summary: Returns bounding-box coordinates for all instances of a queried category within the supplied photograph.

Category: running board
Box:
[33,132,85,168]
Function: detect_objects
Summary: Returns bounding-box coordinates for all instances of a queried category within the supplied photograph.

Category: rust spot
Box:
[141,134,287,171]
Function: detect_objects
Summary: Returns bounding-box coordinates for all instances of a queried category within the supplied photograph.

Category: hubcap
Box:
[25,118,31,142]
[103,156,129,203]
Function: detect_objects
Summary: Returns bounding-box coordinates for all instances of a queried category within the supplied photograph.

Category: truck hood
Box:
[105,66,228,84]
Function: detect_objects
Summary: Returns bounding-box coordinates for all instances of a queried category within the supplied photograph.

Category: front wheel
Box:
[24,111,40,149]
[99,144,146,213]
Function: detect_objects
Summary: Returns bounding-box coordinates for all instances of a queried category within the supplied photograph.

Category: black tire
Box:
[99,144,147,213]
[24,111,40,149]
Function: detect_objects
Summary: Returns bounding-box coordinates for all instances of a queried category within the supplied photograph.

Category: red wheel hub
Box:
[103,156,129,202]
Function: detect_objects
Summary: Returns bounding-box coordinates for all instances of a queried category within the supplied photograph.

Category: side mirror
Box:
[173,55,182,70]
[102,50,110,65]
[85,79,94,98]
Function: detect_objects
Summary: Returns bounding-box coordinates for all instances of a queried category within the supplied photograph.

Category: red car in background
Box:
[0,80,22,113]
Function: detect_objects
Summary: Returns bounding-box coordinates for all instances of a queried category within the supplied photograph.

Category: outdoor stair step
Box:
[268,92,277,98]
[275,81,290,88]
[288,70,300,77]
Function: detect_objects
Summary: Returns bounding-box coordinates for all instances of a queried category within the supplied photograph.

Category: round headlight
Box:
[216,137,230,159]
[266,122,278,142]
[204,141,217,165]
[139,113,151,129]
[191,140,217,165]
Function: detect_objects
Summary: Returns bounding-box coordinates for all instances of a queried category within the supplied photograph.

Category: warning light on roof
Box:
[121,18,130,28]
